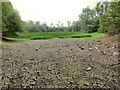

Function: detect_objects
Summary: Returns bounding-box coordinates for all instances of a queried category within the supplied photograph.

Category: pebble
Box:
[81,47,85,50]
[36,48,39,51]
[86,67,92,71]
[113,52,119,56]
[29,58,34,60]
[88,47,93,51]
[95,47,98,50]
[101,50,107,55]
[112,44,117,49]
[29,82,36,86]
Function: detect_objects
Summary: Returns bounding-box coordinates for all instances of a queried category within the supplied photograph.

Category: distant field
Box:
[16,32,106,40]
[2,32,106,41]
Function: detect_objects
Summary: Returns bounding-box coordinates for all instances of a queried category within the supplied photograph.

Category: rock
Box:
[36,48,39,51]
[88,47,93,51]
[86,67,92,71]
[97,41,102,45]
[112,44,117,49]
[97,40,100,42]
[118,58,120,61]
[83,83,90,86]
[29,58,34,60]
[107,45,110,48]
[95,47,98,50]
[101,50,107,55]
[81,47,85,50]
[29,81,36,86]
[77,44,85,50]
[113,52,119,56]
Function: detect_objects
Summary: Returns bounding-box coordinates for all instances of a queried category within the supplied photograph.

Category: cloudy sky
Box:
[9,0,110,26]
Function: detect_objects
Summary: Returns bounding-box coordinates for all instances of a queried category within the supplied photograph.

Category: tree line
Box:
[2,1,120,37]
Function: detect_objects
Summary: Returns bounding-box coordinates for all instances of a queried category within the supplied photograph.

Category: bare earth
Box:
[2,35,119,88]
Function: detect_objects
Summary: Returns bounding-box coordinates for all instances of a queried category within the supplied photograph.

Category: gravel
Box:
[2,36,119,88]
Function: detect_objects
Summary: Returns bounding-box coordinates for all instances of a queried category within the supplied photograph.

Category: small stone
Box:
[81,47,85,50]
[118,58,120,61]
[113,52,119,56]
[4,58,10,60]
[95,47,98,50]
[97,41,102,45]
[36,48,39,51]
[83,83,89,86]
[97,40,100,42]
[86,67,92,71]
[88,47,93,51]
[101,50,107,55]
[29,82,36,86]
[29,58,34,60]
[112,44,117,49]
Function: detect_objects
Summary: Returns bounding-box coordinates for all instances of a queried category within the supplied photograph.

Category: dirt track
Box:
[2,35,119,88]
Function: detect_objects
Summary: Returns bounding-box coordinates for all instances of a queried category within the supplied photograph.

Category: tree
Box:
[67,21,72,31]
[71,21,81,32]
[97,1,120,35]
[79,6,98,33]
[2,2,23,37]
[41,22,49,32]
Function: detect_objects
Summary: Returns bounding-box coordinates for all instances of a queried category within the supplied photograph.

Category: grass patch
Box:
[85,33,106,41]
[13,32,106,40]
[30,36,52,40]
[2,36,22,42]
[70,34,91,38]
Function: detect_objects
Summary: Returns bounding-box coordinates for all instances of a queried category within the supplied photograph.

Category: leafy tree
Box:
[41,22,49,32]
[79,6,98,33]
[71,21,81,32]
[2,2,23,37]
[97,1,120,35]
[67,21,72,31]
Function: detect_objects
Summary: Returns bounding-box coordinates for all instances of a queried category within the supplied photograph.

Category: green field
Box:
[16,32,106,40]
[3,32,106,41]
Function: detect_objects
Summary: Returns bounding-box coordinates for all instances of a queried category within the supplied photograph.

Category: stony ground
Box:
[2,35,120,88]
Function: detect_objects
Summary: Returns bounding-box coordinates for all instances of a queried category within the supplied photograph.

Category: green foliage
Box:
[97,1,120,35]
[79,6,99,33]
[3,1,119,37]
[2,2,23,37]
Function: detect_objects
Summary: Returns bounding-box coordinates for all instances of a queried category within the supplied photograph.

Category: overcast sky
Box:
[9,0,109,26]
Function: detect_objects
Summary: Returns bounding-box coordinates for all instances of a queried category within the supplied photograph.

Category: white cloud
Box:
[9,0,99,26]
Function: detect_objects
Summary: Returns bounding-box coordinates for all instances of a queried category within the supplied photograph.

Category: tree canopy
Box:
[2,2,23,37]
[96,1,120,35]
